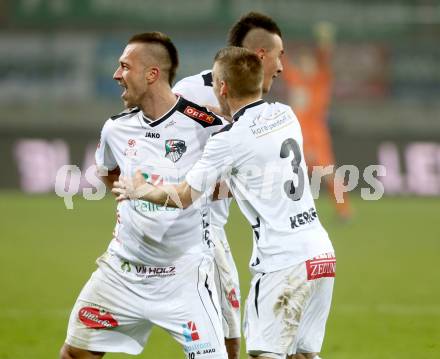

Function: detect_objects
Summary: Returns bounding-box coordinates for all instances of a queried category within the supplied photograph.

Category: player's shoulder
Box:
[173,70,218,107]
[110,107,141,121]
[173,69,213,89]
[100,107,140,136]
[175,96,223,128]
[211,122,234,137]
[264,101,298,121]
[273,101,295,113]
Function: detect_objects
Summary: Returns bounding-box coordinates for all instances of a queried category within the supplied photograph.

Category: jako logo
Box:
[145,132,160,138]
[182,321,200,342]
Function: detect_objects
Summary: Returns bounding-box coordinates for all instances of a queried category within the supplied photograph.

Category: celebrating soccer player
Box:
[114,46,336,359]
[60,32,228,359]
[173,12,284,359]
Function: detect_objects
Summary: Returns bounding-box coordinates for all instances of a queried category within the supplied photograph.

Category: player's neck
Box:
[228,96,262,119]
[139,86,178,121]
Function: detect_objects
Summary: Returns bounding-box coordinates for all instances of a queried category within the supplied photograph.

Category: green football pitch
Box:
[0,192,439,359]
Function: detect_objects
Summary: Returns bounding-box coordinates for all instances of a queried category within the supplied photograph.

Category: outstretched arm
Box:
[112,170,232,208]
[112,170,201,209]
[314,21,335,64]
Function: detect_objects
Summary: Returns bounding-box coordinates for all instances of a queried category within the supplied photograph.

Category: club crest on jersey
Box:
[165,139,187,162]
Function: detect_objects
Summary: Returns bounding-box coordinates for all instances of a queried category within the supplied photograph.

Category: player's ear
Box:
[255,48,266,60]
[146,67,160,84]
[219,80,228,97]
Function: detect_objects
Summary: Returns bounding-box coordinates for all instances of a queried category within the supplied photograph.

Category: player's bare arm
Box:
[112,170,231,207]
[112,169,198,209]
[99,166,121,191]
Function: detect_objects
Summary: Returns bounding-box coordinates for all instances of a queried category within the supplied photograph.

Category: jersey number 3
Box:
[280,138,304,201]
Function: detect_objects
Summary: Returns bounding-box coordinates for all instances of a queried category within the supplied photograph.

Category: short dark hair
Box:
[214,47,263,98]
[228,12,282,47]
[128,32,179,85]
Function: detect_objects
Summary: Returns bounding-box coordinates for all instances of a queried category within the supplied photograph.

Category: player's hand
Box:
[112,170,149,201]
[314,21,336,45]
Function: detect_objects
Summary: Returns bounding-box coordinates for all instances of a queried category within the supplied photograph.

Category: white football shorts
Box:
[65,252,227,358]
[211,225,241,339]
[243,252,335,357]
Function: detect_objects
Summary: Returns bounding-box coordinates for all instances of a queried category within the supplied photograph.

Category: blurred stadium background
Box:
[0,0,439,358]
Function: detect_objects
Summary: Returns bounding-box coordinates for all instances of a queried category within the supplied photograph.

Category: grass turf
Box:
[0,192,438,358]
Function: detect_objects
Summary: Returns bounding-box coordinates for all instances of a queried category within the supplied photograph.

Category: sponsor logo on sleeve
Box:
[306,253,336,280]
[184,106,215,124]
[78,306,118,329]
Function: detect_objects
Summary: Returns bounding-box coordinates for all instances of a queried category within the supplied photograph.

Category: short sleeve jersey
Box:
[173,70,231,228]
[96,96,223,266]
[186,100,334,273]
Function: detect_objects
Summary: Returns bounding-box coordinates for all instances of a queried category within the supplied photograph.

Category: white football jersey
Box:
[186,100,334,273]
[96,96,224,266]
[173,70,231,228]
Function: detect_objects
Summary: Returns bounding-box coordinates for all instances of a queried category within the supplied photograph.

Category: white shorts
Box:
[243,252,335,356]
[65,252,227,358]
[211,225,241,339]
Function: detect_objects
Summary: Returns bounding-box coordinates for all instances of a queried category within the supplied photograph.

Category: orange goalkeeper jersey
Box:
[283,48,334,166]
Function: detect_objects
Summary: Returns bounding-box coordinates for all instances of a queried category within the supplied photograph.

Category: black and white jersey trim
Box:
[143,97,181,127]
[232,100,265,122]
[254,273,265,317]
[202,71,213,87]
[212,123,233,136]
[196,258,222,347]
[110,107,140,120]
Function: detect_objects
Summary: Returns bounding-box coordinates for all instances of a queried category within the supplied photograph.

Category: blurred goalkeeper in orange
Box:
[282,22,352,220]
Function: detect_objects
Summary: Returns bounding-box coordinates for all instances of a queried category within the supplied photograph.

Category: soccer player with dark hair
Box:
[173,13,284,359]
[59,32,228,359]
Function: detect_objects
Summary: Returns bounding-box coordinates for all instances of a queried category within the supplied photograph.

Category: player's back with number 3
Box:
[189,100,333,274]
